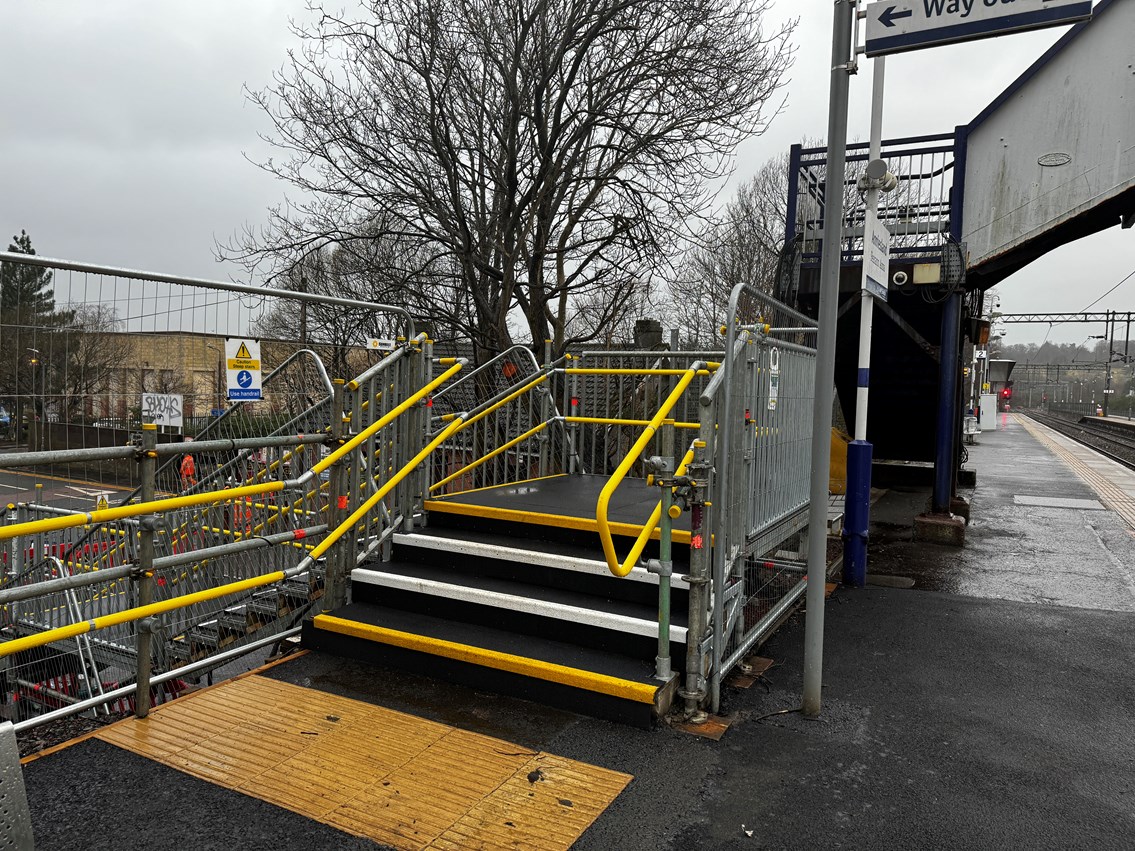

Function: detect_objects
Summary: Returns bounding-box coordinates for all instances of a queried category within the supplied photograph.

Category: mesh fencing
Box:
[706,285,817,693]
[0,252,421,726]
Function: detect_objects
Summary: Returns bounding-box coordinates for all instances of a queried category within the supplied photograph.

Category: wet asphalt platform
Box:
[21,414,1135,849]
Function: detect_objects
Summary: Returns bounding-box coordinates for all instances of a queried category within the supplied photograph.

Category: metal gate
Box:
[701,283,818,711]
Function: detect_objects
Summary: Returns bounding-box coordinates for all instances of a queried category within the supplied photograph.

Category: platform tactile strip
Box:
[1016,415,1135,530]
[95,675,631,850]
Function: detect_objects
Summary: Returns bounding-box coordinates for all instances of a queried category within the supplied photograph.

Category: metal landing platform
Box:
[424,473,694,544]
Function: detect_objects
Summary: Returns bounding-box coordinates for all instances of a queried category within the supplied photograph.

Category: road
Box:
[0,456,135,514]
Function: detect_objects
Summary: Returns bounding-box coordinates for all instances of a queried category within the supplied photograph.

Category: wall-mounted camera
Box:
[892,270,909,286]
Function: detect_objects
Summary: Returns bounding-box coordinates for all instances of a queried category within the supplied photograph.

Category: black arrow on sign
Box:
[879,6,914,27]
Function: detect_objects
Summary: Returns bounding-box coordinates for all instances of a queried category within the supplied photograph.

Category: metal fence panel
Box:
[704,284,817,709]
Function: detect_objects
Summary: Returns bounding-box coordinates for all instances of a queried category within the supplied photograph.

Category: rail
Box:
[0,360,465,545]
[594,364,708,577]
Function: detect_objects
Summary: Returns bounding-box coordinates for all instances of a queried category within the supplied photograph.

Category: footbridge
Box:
[781,0,1134,519]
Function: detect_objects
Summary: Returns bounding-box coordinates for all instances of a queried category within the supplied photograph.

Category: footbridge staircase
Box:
[0,275,821,728]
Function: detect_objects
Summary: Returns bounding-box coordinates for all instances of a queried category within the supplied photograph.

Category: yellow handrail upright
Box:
[595,365,702,577]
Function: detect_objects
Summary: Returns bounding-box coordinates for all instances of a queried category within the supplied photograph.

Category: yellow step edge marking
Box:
[314,614,658,704]
[423,499,693,545]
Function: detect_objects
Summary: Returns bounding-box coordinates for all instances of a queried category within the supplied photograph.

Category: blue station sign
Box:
[864,0,1093,57]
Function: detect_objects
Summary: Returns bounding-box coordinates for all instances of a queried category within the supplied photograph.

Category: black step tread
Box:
[353,559,688,632]
[316,601,662,688]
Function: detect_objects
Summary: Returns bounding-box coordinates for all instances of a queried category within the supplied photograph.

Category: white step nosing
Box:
[351,568,688,644]
[392,532,689,590]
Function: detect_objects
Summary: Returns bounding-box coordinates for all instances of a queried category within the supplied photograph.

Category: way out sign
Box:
[226,338,263,401]
[862,208,891,302]
[865,0,1092,57]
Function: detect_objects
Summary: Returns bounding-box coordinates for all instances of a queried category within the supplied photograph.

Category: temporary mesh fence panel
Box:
[567,351,719,478]
[0,253,421,727]
[705,284,818,692]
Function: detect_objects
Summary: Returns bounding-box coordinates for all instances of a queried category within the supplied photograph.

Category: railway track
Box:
[1022,410,1135,471]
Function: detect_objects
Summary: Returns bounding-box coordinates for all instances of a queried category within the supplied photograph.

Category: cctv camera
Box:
[892,270,909,286]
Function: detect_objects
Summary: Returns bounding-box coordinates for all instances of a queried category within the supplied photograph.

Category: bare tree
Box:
[224,0,796,361]
[667,150,793,347]
[56,305,135,420]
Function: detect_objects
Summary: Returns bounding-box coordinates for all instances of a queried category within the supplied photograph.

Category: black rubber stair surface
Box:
[353,559,688,632]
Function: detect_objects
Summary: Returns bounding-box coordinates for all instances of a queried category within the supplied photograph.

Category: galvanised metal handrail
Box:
[0,251,418,339]
[594,364,710,577]
[0,417,473,658]
[0,361,465,545]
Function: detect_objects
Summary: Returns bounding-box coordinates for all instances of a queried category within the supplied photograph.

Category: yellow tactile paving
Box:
[95,675,631,850]
[1017,415,1135,530]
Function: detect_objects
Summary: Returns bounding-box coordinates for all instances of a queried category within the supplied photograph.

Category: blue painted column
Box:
[843,439,873,586]
[933,290,962,513]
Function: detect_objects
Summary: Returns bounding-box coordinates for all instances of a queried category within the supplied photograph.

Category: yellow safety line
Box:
[314,615,658,704]
[596,368,700,576]
[423,499,693,545]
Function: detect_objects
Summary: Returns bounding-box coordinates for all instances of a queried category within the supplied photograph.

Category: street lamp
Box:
[26,348,42,451]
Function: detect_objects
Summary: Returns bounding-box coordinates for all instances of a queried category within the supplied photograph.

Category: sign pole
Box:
[844,56,887,588]
[802,0,855,719]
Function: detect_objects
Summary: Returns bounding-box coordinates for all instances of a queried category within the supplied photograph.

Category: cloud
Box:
[1,0,1129,346]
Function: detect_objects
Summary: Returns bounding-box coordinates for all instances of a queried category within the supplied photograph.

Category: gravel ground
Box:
[17,710,131,758]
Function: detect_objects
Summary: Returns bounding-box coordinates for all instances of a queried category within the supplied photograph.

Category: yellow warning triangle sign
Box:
[235,342,252,359]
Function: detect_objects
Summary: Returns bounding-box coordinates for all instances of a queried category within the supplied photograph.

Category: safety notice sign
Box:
[226,338,262,401]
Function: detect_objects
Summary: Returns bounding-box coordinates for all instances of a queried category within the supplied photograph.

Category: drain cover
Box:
[1013,495,1104,510]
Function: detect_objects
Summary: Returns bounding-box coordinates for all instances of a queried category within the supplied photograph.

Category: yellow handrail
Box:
[0,363,463,544]
[0,569,291,658]
[612,443,698,576]
[595,365,702,577]
[0,481,287,543]
[0,419,471,659]
[429,421,549,493]
[306,416,468,562]
[565,368,712,376]
[438,371,550,423]
[311,360,463,477]
[565,416,700,430]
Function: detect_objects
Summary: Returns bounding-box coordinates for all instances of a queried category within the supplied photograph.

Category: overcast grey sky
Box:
[3,1,1131,347]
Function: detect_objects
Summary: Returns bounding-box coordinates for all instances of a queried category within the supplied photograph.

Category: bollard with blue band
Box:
[843,56,891,588]
[843,439,873,587]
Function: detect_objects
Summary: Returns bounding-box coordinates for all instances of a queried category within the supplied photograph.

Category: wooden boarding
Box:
[96,675,632,850]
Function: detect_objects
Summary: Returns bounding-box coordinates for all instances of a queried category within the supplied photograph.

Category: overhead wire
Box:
[1078,266,1135,313]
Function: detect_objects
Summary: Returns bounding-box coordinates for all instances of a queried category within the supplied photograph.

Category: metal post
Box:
[1126,313,1132,421]
[1103,310,1114,417]
[134,423,157,718]
[802,0,855,719]
[932,292,962,513]
[652,421,676,682]
[324,381,349,610]
[539,340,552,476]
[844,55,886,588]
[683,427,712,720]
